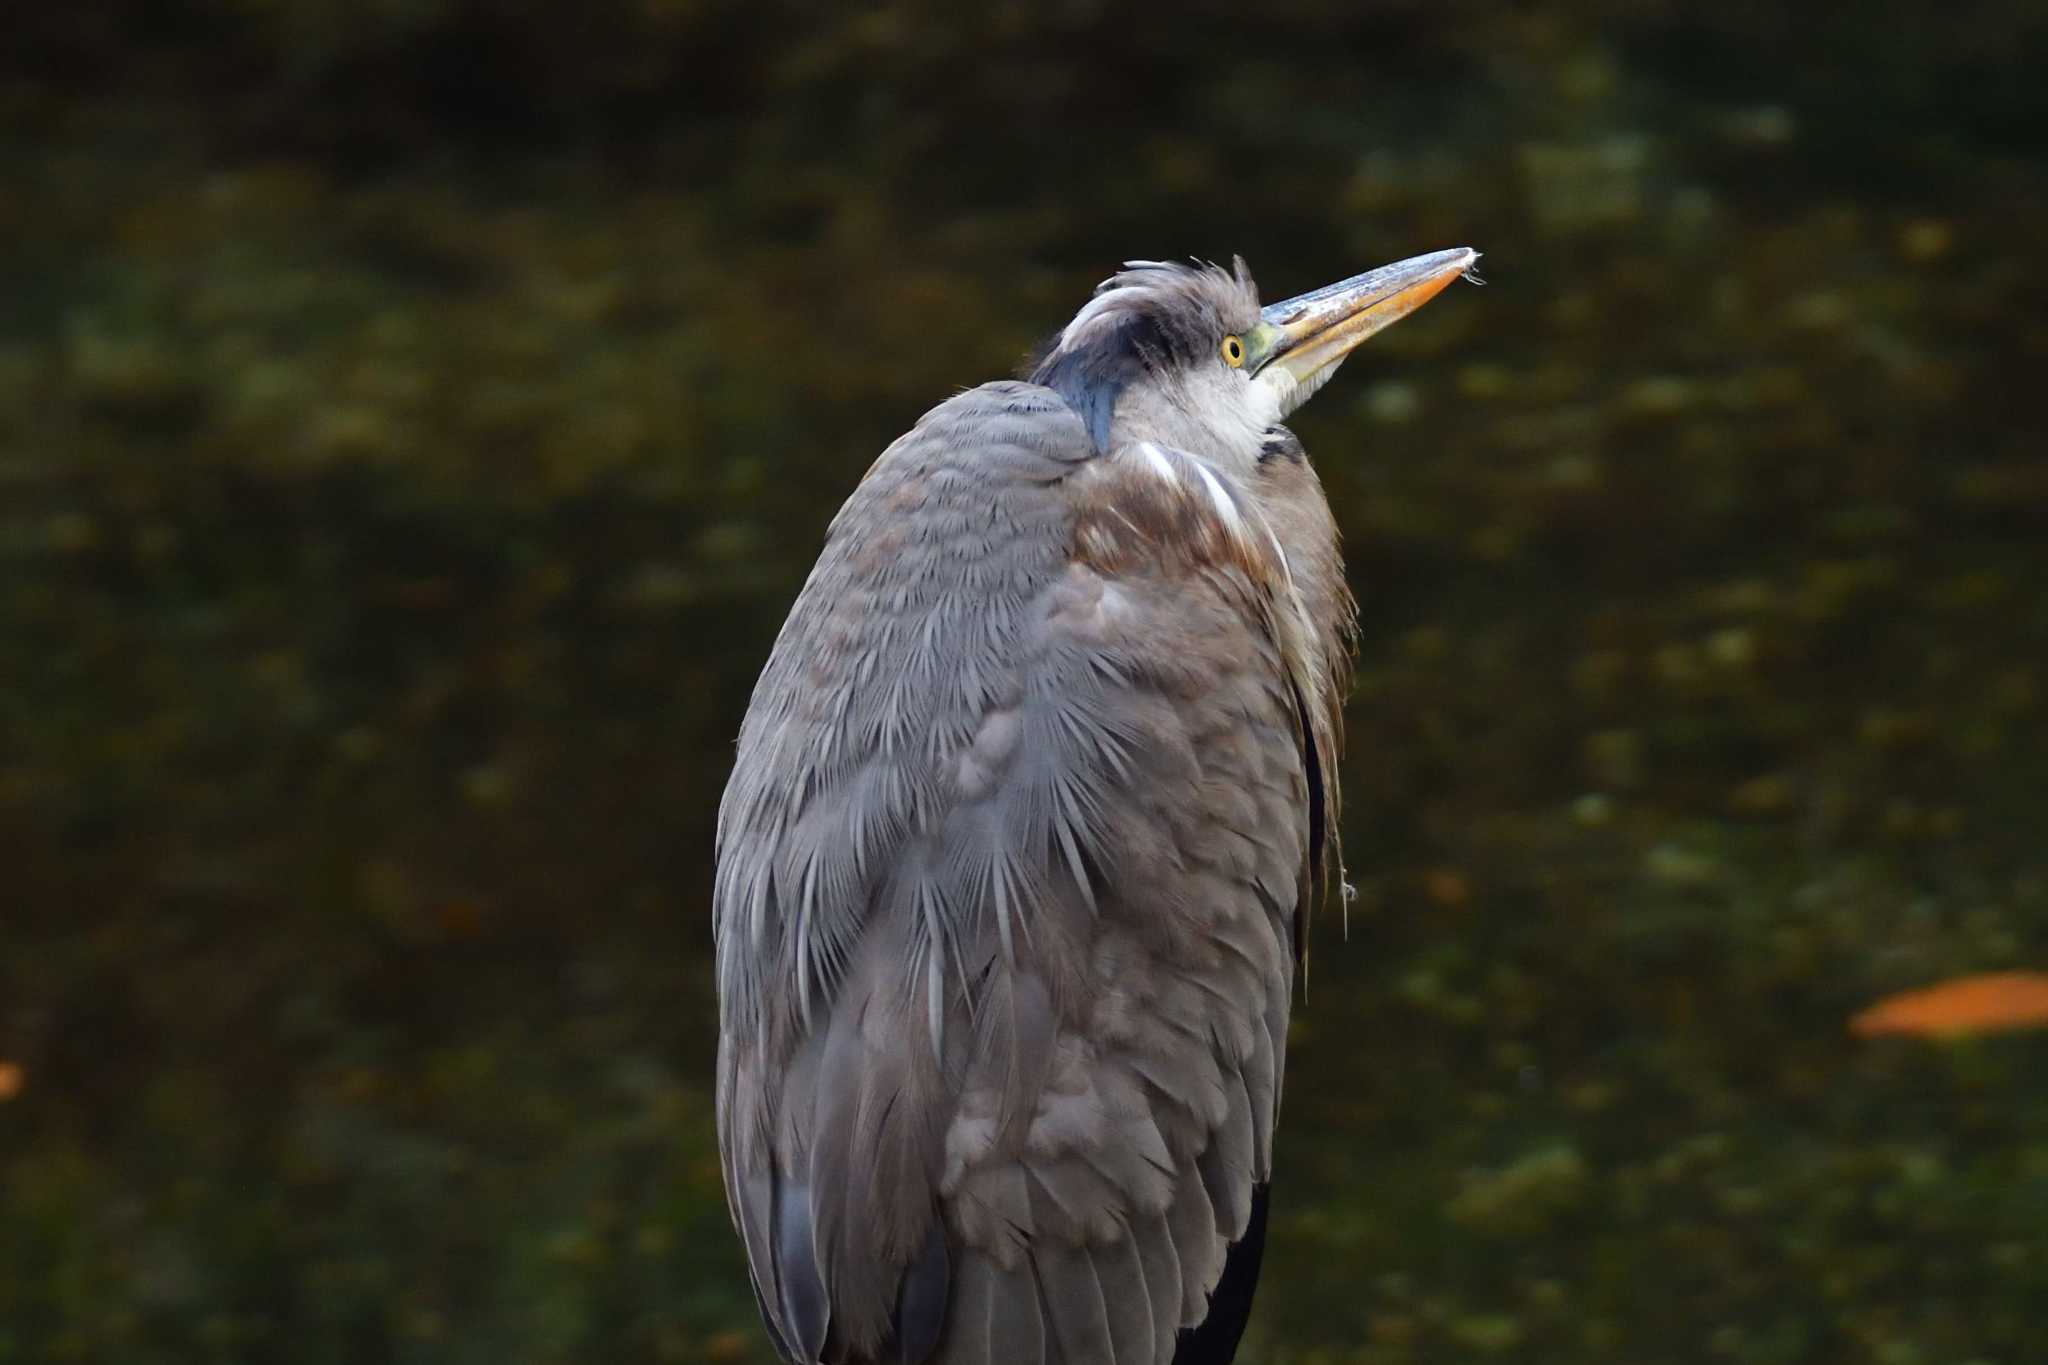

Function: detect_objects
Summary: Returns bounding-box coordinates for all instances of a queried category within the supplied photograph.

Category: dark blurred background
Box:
[5,2,2048,1361]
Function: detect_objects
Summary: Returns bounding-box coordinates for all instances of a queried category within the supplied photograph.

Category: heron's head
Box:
[1030,248,1478,465]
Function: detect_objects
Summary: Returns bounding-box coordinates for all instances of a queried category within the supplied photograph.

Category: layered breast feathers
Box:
[713,380,1342,1365]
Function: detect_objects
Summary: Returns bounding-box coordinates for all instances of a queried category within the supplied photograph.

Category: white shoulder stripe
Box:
[1137,441,1180,487]
[1193,462,1242,533]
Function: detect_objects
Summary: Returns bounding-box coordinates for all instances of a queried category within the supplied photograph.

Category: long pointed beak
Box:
[1248,247,1479,414]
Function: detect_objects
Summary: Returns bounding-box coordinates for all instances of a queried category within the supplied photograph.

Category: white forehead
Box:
[1057,262,1179,352]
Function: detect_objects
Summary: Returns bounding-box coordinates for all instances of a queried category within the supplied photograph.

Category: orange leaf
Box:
[1422,868,1471,908]
[438,898,486,939]
[1849,971,2048,1039]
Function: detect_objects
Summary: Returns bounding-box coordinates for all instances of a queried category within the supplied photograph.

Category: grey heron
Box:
[715,246,1479,1365]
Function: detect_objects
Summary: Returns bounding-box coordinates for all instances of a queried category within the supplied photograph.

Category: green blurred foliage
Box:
[3,2,2047,1362]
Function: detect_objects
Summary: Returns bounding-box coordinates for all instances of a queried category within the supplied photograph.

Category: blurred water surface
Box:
[5,3,2048,1361]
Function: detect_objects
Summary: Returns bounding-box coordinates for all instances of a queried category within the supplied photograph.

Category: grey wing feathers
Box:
[714,384,1328,1365]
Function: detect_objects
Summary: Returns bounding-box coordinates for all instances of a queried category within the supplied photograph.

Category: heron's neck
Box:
[1107,376,1271,478]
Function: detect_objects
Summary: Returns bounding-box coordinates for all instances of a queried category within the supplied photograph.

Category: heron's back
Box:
[714,380,1341,1365]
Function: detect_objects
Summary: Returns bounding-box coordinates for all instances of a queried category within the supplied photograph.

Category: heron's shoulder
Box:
[867,381,1094,482]
[932,378,1084,427]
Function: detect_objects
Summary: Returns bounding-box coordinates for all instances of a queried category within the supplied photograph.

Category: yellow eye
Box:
[1221,334,1245,368]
